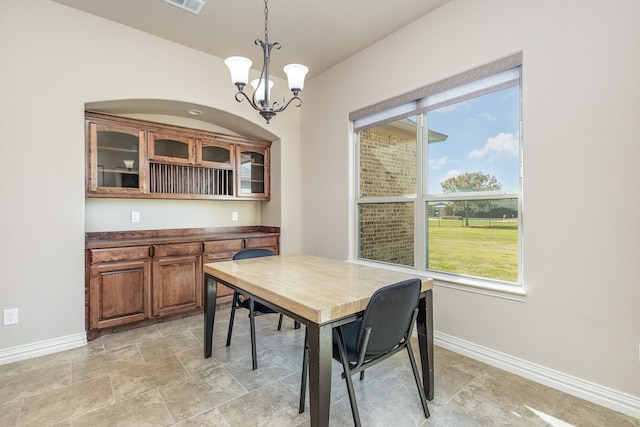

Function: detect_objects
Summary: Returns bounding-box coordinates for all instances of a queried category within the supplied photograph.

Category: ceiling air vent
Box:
[163,0,205,15]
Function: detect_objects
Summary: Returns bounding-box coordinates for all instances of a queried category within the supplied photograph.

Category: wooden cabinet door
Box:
[152,254,203,317]
[89,260,151,329]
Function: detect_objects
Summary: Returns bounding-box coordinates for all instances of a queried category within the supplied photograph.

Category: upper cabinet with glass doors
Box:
[85,112,269,200]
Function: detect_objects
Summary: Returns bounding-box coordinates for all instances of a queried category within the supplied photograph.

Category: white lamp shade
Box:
[225,56,252,85]
[283,63,309,91]
[250,79,274,102]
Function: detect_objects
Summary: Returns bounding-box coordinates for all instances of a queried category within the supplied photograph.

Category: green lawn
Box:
[427,219,518,282]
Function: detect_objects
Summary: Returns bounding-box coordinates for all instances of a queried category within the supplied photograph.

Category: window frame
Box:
[352,54,525,299]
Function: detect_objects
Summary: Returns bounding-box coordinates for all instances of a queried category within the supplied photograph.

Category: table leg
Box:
[204,273,218,358]
[307,322,333,426]
[416,289,434,400]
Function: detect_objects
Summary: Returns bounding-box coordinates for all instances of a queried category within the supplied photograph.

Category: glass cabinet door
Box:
[149,132,195,165]
[237,146,269,199]
[87,121,145,194]
[198,139,233,168]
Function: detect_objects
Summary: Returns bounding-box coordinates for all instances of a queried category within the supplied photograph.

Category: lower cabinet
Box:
[88,247,151,331]
[85,227,279,340]
[152,243,203,316]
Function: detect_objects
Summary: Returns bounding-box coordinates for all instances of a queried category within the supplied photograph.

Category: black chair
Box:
[226,248,299,370]
[299,278,430,425]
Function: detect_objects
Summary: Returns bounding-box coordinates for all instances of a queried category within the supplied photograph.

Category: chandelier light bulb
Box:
[225,56,252,86]
[250,79,274,102]
[283,64,309,91]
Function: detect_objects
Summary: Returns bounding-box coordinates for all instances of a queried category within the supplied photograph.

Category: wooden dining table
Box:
[203,254,434,427]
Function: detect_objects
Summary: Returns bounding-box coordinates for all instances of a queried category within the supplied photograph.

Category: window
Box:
[352,54,522,287]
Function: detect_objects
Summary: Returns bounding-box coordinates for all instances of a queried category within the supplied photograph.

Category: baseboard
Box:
[434,331,640,420]
[0,332,87,365]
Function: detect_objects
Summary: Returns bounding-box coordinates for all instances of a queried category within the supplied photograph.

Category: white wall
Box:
[84,199,262,232]
[0,0,302,352]
[301,0,640,406]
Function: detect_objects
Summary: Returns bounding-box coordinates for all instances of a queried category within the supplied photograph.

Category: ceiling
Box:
[52,0,450,80]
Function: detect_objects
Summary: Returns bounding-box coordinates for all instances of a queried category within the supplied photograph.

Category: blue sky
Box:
[427,86,520,194]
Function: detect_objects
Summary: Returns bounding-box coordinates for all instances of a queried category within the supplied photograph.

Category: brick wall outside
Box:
[358,125,416,266]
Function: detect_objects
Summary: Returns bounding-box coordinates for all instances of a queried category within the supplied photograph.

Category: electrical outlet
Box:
[232,211,238,221]
[3,308,18,326]
[130,211,140,223]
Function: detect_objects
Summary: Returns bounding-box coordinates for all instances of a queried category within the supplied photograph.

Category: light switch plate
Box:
[131,211,140,223]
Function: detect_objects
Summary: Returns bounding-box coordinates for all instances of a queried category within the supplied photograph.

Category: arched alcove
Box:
[83,98,283,233]
[85,99,278,142]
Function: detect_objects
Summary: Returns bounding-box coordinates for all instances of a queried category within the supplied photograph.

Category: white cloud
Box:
[481,112,496,121]
[468,132,518,161]
[429,156,449,170]
[441,169,461,183]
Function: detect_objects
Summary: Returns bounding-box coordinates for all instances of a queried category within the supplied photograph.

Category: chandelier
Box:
[224,0,309,124]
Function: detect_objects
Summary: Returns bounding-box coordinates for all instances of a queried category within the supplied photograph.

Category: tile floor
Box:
[1,308,638,426]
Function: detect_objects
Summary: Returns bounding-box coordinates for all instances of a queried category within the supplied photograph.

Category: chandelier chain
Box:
[263,0,269,42]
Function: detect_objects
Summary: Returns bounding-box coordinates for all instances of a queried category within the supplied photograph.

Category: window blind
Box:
[351,52,522,132]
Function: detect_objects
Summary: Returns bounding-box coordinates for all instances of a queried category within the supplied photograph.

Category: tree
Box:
[441,171,502,226]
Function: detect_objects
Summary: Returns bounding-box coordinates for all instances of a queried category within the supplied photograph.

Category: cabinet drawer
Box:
[244,236,278,249]
[153,242,202,257]
[90,246,151,264]
[203,252,234,262]
[203,239,243,253]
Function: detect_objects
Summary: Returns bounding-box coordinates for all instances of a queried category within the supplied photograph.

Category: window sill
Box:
[347,259,527,302]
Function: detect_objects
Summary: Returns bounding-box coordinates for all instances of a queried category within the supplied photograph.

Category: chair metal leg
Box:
[249,299,258,370]
[278,316,300,331]
[335,327,362,427]
[406,340,430,418]
[299,327,309,413]
[226,292,240,347]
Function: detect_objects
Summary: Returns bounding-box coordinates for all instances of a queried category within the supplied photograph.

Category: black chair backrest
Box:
[233,248,275,260]
[357,278,421,358]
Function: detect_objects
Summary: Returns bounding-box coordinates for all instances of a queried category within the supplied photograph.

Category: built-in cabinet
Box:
[86,112,270,200]
[85,227,279,340]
